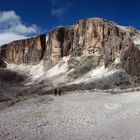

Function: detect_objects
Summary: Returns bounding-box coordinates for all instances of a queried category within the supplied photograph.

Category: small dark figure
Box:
[58,89,62,96]
[54,89,57,96]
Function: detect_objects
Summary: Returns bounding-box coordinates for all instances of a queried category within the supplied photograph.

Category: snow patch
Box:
[114,57,121,65]
[132,34,140,49]
[134,40,140,45]
[117,25,129,32]
[133,36,140,46]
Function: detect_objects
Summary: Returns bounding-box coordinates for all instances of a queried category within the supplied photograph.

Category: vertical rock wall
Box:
[0,34,46,64]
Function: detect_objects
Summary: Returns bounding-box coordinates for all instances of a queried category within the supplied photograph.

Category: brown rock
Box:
[0,34,46,64]
[43,27,74,65]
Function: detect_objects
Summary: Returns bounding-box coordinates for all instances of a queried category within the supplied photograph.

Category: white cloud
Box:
[6,24,38,35]
[0,11,20,24]
[0,10,39,45]
[0,33,26,45]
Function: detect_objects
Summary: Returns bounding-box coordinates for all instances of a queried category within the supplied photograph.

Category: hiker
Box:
[54,88,57,96]
[58,89,62,96]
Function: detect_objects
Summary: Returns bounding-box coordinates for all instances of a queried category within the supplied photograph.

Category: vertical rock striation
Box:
[43,27,74,65]
[0,34,46,64]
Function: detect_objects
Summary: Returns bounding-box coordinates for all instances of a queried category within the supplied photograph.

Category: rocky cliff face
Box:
[43,18,140,76]
[0,18,140,76]
[0,34,46,64]
[73,18,137,74]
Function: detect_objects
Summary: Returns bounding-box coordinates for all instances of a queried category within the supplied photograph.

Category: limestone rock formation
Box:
[0,34,46,64]
[44,18,140,76]
[0,18,140,76]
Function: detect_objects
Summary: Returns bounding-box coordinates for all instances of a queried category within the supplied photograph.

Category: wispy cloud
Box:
[51,8,66,17]
[50,0,72,17]
[0,10,39,45]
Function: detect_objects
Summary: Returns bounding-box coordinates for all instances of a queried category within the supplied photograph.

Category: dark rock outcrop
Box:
[0,59,7,68]
[0,34,46,64]
[0,68,25,83]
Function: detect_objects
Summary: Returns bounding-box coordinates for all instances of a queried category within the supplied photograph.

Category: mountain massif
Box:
[0,18,140,100]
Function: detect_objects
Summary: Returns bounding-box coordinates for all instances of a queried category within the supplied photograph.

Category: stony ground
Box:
[0,91,140,140]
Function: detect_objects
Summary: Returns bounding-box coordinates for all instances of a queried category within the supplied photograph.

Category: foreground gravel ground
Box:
[0,91,140,140]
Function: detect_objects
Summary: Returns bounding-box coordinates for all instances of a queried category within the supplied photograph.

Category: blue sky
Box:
[0,0,140,44]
